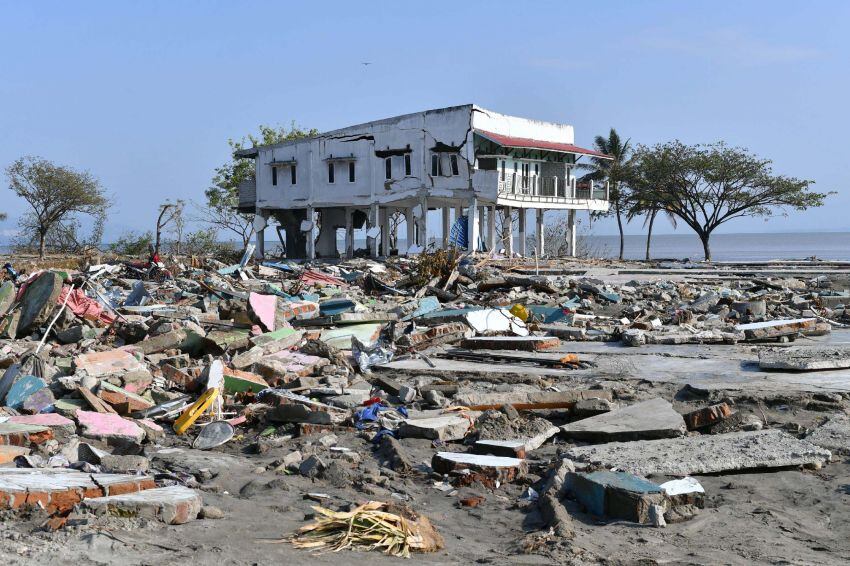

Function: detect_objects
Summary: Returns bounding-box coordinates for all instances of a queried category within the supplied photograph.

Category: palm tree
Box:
[580,129,632,260]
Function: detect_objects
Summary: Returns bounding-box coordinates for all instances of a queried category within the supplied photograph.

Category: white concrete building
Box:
[235,104,610,259]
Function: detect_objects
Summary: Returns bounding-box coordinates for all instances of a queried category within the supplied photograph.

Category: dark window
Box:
[404,154,412,176]
[450,154,459,176]
[272,166,277,186]
[534,163,539,175]
[514,162,518,173]
[349,161,355,182]
[290,165,297,185]
[501,160,506,181]
[328,162,335,183]
[431,154,438,176]
[385,157,392,180]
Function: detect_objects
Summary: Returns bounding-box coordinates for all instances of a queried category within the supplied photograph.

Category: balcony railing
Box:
[496,173,608,201]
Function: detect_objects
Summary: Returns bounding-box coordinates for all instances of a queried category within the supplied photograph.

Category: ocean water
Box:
[581,232,850,262]
[4,231,848,262]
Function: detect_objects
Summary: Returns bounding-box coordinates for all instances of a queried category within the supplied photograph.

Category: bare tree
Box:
[154,200,184,255]
[6,156,110,258]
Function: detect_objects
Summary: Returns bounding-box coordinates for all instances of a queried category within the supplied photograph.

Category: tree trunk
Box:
[700,232,712,262]
[615,202,625,260]
[645,209,656,261]
[38,230,46,260]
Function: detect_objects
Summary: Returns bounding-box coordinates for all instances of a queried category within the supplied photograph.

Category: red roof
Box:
[475,130,612,159]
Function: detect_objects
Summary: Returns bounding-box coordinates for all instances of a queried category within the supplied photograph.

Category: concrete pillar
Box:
[441,207,450,249]
[344,208,354,259]
[368,203,379,257]
[518,208,527,256]
[255,227,265,260]
[503,206,514,256]
[405,208,415,252]
[536,208,545,257]
[380,207,390,256]
[417,196,428,249]
[467,196,479,252]
[305,206,316,260]
[568,209,577,257]
[487,205,496,252]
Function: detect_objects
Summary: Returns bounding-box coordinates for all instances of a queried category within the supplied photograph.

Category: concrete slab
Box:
[398,416,470,441]
[82,485,202,524]
[759,347,850,371]
[16,271,64,337]
[7,413,76,433]
[806,416,850,454]
[5,375,47,410]
[76,411,145,444]
[0,468,154,513]
[472,426,559,457]
[560,398,686,442]
[565,429,832,476]
[74,348,146,377]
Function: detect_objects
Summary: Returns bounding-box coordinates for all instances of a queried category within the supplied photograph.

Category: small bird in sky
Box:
[361,62,372,66]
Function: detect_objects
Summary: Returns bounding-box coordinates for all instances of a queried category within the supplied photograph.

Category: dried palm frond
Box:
[283,501,443,558]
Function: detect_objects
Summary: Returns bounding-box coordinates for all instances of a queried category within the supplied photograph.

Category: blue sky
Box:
[0,0,847,240]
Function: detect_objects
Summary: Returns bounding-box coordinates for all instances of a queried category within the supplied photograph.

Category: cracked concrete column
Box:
[405,208,415,253]
[380,207,390,256]
[568,209,577,257]
[344,208,354,259]
[487,205,496,252]
[467,196,479,252]
[518,208,527,256]
[417,195,428,249]
[305,206,316,260]
[368,203,379,258]
[441,207,450,249]
[504,206,514,256]
[536,208,545,257]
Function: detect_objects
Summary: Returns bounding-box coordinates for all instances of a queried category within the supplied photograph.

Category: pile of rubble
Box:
[0,251,847,559]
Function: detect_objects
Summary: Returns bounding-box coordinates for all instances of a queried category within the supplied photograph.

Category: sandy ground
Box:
[0,340,848,565]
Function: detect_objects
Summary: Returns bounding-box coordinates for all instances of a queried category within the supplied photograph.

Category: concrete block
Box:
[16,271,64,336]
[8,413,76,433]
[74,348,145,377]
[568,470,664,524]
[560,398,686,442]
[565,429,832,476]
[431,452,527,487]
[399,415,470,441]
[83,485,201,524]
[460,335,560,351]
[759,346,850,371]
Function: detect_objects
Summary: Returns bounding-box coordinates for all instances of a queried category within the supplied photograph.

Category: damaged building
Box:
[235,104,611,259]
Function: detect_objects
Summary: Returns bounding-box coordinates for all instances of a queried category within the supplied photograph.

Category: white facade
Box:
[236,104,610,259]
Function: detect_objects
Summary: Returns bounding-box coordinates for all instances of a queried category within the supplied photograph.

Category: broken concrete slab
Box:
[806,416,850,454]
[0,422,53,446]
[564,429,832,476]
[0,445,30,464]
[0,468,154,513]
[5,375,47,410]
[74,348,146,377]
[16,271,64,337]
[759,346,850,371]
[398,415,471,442]
[0,280,14,317]
[431,452,527,486]
[460,336,560,352]
[83,485,202,524]
[454,389,612,411]
[568,470,665,524]
[7,413,76,433]
[560,398,686,442]
[736,318,819,341]
[76,411,146,445]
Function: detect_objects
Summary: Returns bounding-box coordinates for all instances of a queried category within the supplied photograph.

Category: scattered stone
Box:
[567,470,665,524]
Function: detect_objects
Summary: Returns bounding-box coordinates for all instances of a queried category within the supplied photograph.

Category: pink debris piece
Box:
[8,413,75,429]
[74,348,145,377]
[75,411,145,443]
[249,293,277,332]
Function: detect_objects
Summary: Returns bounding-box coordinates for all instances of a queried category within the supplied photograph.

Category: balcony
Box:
[237,178,256,212]
[471,169,608,210]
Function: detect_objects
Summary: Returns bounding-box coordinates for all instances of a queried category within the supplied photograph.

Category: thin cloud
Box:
[635,27,821,65]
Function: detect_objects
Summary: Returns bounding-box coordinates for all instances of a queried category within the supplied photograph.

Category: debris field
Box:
[0,251,849,564]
